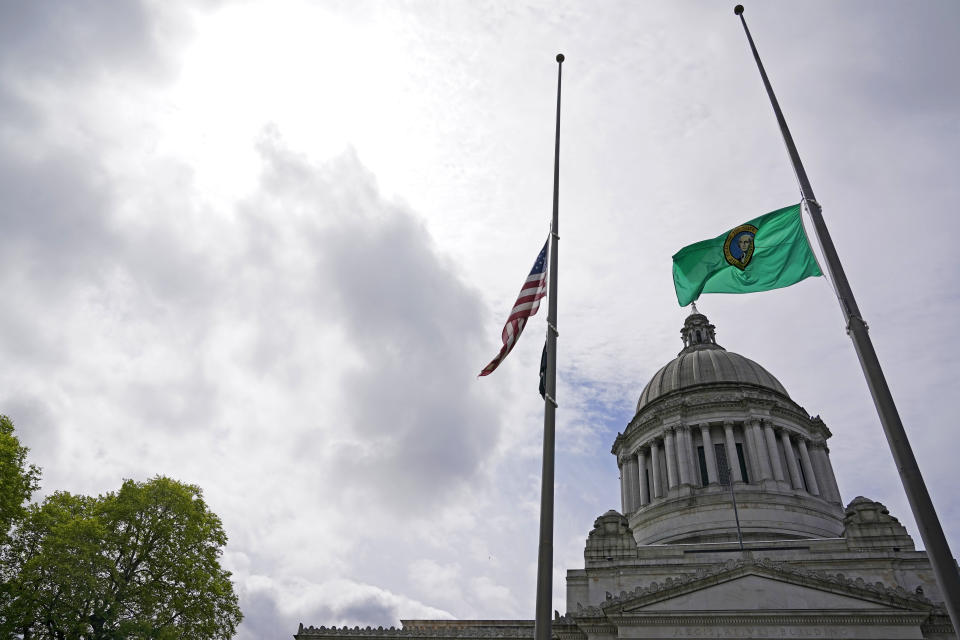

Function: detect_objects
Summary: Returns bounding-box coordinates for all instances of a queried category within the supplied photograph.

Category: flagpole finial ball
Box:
[734,5,744,15]
[556,53,564,63]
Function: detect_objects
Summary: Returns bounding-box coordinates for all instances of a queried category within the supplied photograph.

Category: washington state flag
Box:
[672,203,822,307]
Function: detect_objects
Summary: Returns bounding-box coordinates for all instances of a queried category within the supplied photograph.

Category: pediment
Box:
[634,574,893,612]
[590,558,935,617]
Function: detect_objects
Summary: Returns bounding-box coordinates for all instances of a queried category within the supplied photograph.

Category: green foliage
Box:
[3,492,106,638]
[0,415,43,634]
[0,461,242,638]
[0,415,41,545]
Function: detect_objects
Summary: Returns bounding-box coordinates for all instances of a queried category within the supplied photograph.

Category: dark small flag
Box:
[539,342,548,398]
[480,239,549,377]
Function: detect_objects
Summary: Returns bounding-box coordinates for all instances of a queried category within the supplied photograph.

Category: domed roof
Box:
[636,306,789,413]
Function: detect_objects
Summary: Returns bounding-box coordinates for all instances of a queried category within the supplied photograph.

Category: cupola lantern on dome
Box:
[679,302,720,353]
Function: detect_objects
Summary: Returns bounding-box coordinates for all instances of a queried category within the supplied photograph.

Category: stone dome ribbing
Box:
[636,308,789,413]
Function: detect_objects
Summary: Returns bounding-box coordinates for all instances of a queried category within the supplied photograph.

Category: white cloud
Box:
[1,1,958,637]
[235,574,454,640]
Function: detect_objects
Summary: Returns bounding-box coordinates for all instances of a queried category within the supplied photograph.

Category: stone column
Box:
[741,422,759,482]
[619,455,634,512]
[664,430,679,489]
[819,445,842,504]
[637,449,649,506]
[723,421,742,483]
[781,430,803,489]
[683,426,697,484]
[700,424,719,484]
[650,440,663,499]
[808,443,832,501]
[763,422,785,482]
[750,420,773,480]
[676,425,691,485]
[627,455,642,512]
[797,439,820,496]
[617,458,627,515]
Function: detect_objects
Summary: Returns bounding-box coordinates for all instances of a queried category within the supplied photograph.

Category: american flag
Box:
[480,238,549,377]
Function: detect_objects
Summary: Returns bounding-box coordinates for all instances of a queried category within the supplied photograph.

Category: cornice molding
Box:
[295,625,535,639]
[608,612,928,626]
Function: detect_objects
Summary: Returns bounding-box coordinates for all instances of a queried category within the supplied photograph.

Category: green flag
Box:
[672,203,822,307]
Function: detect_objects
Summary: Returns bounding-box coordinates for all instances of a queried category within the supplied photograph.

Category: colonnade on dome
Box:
[617,417,840,512]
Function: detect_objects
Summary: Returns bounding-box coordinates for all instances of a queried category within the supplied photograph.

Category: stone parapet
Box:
[296,621,535,640]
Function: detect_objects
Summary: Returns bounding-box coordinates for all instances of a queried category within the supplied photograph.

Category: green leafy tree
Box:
[3,492,106,638]
[0,415,41,544]
[0,415,42,633]
[3,476,242,639]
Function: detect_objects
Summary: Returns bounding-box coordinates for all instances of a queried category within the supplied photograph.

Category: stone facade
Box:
[295,310,956,639]
[558,556,953,640]
[564,497,953,639]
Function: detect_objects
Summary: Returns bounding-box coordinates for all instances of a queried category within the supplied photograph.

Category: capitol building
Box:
[296,310,956,639]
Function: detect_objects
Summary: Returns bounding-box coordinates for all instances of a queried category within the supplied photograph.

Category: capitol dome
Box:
[612,305,845,546]
[636,305,789,413]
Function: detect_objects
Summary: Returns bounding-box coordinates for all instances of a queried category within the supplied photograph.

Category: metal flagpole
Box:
[534,52,563,640]
[722,465,745,551]
[734,5,960,629]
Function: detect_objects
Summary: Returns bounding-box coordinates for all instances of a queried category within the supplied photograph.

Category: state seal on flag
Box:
[723,224,758,270]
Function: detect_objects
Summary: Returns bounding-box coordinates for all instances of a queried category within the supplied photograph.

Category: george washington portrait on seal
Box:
[723,223,758,270]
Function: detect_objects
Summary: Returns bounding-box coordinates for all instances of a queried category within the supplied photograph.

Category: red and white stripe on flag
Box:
[480,238,549,377]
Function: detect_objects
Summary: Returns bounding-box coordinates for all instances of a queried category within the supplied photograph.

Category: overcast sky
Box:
[2,1,958,638]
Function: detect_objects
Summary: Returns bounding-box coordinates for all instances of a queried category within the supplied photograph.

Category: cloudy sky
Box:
[2,1,958,637]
